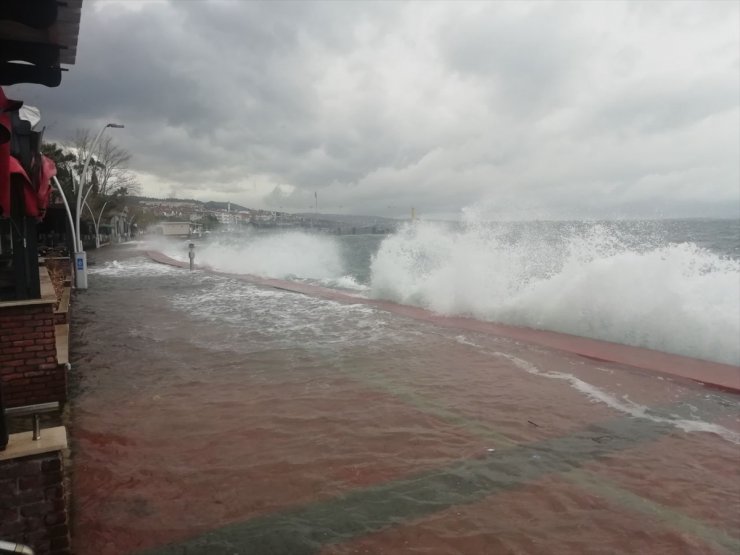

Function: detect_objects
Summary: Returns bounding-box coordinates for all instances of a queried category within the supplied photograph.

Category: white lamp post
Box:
[51,176,76,252]
[73,122,124,289]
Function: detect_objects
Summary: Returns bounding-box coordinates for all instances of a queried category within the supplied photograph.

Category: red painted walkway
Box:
[147,250,740,393]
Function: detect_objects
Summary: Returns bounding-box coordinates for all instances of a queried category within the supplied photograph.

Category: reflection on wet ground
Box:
[69,245,740,554]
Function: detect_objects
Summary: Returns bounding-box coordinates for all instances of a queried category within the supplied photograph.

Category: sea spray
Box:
[147,222,739,365]
[164,232,346,280]
[497,352,740,445]
[369,221,740,365]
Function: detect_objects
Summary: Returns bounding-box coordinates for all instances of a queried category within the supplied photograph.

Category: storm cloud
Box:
[10,0,740,219]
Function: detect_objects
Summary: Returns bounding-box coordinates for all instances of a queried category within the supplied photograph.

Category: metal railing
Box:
[3,402,60,440]
[1,402,59,555]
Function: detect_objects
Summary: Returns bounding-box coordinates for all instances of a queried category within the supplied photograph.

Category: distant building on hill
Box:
[150,221,191,237]
[214,209,251,226]
[215,211,239,226]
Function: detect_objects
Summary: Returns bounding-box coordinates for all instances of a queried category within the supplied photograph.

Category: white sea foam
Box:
[454,335,481,348]
[91,258,179,277]
[168,274,399,351]
[160,232,345,281]
[498,352,740,445]
[319,275,369,292]
[142,221,740,365]
[370,221,740,365]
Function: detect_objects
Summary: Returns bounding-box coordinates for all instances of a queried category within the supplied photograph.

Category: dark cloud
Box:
[440,3,586,115]
[7,0,739,219]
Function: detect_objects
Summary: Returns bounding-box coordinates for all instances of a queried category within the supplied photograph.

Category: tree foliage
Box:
[42,130,140,245]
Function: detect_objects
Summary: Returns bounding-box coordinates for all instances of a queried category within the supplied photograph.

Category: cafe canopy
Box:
[1,0,83,300]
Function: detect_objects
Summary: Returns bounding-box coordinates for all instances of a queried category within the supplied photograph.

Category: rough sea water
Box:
[160,218,740,366]
[70,218,740,554]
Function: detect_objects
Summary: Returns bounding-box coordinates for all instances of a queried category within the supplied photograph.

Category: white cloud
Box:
[11,0,739,219]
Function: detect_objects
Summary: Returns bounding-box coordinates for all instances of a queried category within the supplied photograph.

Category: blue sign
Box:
[77,258,84,270]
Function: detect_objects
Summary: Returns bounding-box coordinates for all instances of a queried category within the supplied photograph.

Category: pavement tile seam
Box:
[135,389,738,554]
[339,364,740,554]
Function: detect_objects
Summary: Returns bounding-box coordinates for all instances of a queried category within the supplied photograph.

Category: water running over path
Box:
[69,244,740,554]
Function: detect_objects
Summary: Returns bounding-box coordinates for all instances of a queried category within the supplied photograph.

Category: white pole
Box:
[95,201,108,233]
[74,123,123,289]
[81,179,95,211]
[51,176,76,253]
[84,200,108,248]
[75,125,107,252]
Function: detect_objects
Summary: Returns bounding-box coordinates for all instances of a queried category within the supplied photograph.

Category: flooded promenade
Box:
[68,243,740,554]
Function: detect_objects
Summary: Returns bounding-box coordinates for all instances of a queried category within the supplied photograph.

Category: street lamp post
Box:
[51,176,76,254]
[73,122,124,289]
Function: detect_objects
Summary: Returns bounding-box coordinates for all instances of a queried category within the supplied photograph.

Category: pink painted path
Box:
[146,250,740,393]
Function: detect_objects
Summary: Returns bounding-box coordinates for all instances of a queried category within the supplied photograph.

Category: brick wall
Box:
[0,302,65,407]
[0,451,70,555]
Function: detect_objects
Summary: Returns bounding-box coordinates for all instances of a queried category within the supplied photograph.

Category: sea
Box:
[157,217,740,366]
[72,217,740,554]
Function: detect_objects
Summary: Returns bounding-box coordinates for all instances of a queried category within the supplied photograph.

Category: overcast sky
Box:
[10,0,740,219]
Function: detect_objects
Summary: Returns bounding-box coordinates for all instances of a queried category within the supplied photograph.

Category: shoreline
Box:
[146,249,740,394]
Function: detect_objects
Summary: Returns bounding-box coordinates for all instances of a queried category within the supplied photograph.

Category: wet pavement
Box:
[68,243,740,554]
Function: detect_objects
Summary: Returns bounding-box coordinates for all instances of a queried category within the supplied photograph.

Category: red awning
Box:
[1,86,57,220]
[0,86,22,218]
[37,154,57,218]
[7,154,56,220]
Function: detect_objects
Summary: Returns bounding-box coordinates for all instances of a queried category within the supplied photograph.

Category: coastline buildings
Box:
[151,221,191,237]
[130,196,396,235]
